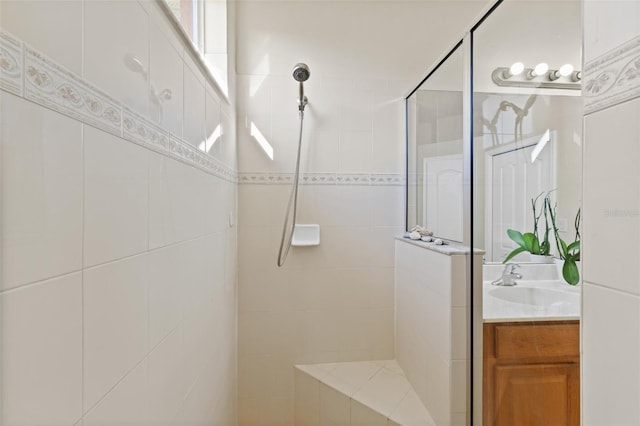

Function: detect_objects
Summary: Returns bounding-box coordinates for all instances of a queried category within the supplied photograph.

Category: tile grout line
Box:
[80,120,86,420]
[0,231,224,296]
[79,0,85,419]
[583,280,640,299]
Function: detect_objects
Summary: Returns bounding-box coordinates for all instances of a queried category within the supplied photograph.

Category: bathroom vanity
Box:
[483,320,579,426]
[482,274,580,426]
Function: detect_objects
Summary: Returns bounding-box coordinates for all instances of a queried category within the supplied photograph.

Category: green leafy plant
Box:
[503,192,551,263]
[547,194,581,285]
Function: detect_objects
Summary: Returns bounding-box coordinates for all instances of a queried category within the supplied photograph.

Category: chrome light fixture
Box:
[492,62,581,90]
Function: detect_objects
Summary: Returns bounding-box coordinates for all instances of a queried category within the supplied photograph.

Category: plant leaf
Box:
[563,260,580,285]
[540,240,550,256]
[507,229,525,249]
[523,232,537,253]
[559,238,568,257]
[503,246,526,264]
[567,240,580,253]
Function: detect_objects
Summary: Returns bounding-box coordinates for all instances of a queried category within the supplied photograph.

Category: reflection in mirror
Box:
[407,45,464,242]
[472,1,582,425]
[472,0,582,264]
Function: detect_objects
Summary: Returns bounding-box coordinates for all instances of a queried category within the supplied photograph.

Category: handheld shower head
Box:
[292,63,310,82]
[292,63,310,112]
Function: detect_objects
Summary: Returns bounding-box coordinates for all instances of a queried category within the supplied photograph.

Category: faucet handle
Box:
[508,263,520,273]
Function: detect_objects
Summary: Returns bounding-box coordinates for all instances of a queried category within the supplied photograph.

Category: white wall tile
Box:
[339,130,372,173]
[205,175,233,234]
[180,369,220,426]
[182,298,213,394]
[206,90,223,158]
[84,0,149,116]
[1,273,82,425]
[83,255,149,411]
[389,391,436,426]
[148,327,185,424]
[583,282,640,425]
[583,98,640,295]
[372,97,403,174]
[319,383,349,426]
[84,126,149,267]
[584,0,640,62]
[373,186,404,227]
[149,153,206,249]
[0,1,238,425]
[1,95,82,290]
[238,184,289,228]
[450,360,468,414]
[149,244,183,348]
[183,64,206,147]
[149,20,184,137]
[0,0,83,74]
[354,367,410,417]
[350,399,387,426]
[180,236,210,315]
[295,368,320,426]
[301,116,338,169]
[220,108,237,168]
[395,240,466,425]
[83,360,150,426]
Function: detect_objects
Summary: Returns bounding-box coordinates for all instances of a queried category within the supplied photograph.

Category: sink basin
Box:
[489,286,579,307]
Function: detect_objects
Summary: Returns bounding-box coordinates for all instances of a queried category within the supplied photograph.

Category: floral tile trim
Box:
[123,107,170,152]
[238,172,404,186]
[0,30,237,183]
[24,46,122,136]
[239,173,294,185]
[370,173,405,186]
[584,35,640,114]
[0,32,23,96]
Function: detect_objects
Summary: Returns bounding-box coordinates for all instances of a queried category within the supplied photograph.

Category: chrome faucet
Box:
[491,263,522,286]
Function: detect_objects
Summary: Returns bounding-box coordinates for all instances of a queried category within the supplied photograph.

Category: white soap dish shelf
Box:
[291,224,320,246]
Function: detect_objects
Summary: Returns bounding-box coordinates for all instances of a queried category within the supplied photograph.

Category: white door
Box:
[423,154,463,242]
[487,137,555,262]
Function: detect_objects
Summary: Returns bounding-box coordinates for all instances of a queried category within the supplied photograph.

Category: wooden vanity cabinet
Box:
[483,321,580,426]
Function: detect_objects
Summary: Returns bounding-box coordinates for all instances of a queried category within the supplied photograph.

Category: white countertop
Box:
[483,279,581,323]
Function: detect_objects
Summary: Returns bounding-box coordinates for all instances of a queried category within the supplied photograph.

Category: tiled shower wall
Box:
[0,1,237,425]
[582,2,640,424]
[235,1,487,424]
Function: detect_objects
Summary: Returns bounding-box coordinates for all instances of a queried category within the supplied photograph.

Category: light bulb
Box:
[559,64,574,77]
[533,63,549,76]
[509,62,525,76]
[571,71,582,82]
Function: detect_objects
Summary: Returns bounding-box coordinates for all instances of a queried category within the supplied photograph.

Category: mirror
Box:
[472,0,582,263]
[407,45,465,242]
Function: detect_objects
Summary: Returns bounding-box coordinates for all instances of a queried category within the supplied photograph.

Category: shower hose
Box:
[277,110,305,267]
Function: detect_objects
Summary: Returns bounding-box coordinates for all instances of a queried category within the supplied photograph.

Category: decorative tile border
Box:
[123,107,170,151]
[239,172,404,186]
[0,30,400,187]
[584,35,640,114]
[0,32,23,96]
[25,46,122,137]
[0,30,237,183]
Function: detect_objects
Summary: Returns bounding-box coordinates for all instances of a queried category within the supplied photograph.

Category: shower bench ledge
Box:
[295,359,435,426]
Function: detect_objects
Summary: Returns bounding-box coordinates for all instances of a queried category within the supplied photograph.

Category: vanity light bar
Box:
[492,62,581,90]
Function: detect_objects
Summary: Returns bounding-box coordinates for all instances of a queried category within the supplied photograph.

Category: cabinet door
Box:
[493,363,579,426]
